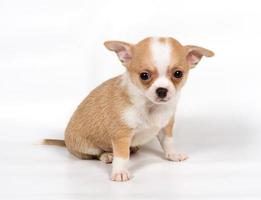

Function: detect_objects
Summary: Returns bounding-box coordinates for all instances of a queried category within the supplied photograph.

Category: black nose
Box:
[156,87,168,98]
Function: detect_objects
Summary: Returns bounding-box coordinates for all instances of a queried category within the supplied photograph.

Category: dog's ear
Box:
[104,41,133,67]
[185,45,214,68]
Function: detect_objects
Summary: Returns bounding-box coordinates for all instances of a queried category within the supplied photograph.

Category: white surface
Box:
[1,0,261,199]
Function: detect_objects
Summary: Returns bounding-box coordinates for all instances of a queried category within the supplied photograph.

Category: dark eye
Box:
[140,71,151,81]
[173,70,183,79]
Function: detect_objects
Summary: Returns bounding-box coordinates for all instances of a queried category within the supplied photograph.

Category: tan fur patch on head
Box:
[127,37,158,90]
[127,37,190,93]
[166,38,190,90]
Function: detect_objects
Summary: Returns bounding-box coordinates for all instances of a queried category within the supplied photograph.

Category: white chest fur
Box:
[122,98,178,146]
[120,73,179,146]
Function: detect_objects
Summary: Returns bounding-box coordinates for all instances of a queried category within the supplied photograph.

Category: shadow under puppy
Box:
[43,37,214,182]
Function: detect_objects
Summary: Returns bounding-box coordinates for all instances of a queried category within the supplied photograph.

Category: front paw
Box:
[165,152,188,162]
[111,170,131,182]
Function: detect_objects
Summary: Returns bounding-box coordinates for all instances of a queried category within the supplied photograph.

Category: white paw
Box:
[99,153,113,164]
[111,170,131,182]
[165,152,188,162]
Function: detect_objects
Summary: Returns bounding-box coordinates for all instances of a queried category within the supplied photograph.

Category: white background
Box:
[0,0,261,199]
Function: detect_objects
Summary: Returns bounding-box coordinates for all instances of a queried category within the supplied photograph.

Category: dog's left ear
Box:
[185,45,214,68]
[104,40,133,67]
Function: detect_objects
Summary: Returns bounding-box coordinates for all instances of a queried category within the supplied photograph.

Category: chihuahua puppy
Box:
[44,37,214,182]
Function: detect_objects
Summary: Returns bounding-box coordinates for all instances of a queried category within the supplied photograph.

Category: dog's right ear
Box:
[104,41,133,67]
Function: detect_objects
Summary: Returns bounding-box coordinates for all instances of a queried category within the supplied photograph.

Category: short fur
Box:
[43,37,214,182]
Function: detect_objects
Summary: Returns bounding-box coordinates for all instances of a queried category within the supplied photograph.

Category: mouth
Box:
[145,93,172,105]
[158,98,169,102]
[152,97,171,104]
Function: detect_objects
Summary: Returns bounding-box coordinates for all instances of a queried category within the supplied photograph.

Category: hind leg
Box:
[66,140,103,160]
[70,150,96,160]
[99,146,139,164]
[99,152,113,164]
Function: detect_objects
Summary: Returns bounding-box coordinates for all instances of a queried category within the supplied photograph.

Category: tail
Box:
[42,139,66,147]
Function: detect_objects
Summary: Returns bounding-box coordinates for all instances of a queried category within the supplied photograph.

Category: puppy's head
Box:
[104,37,214,104]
